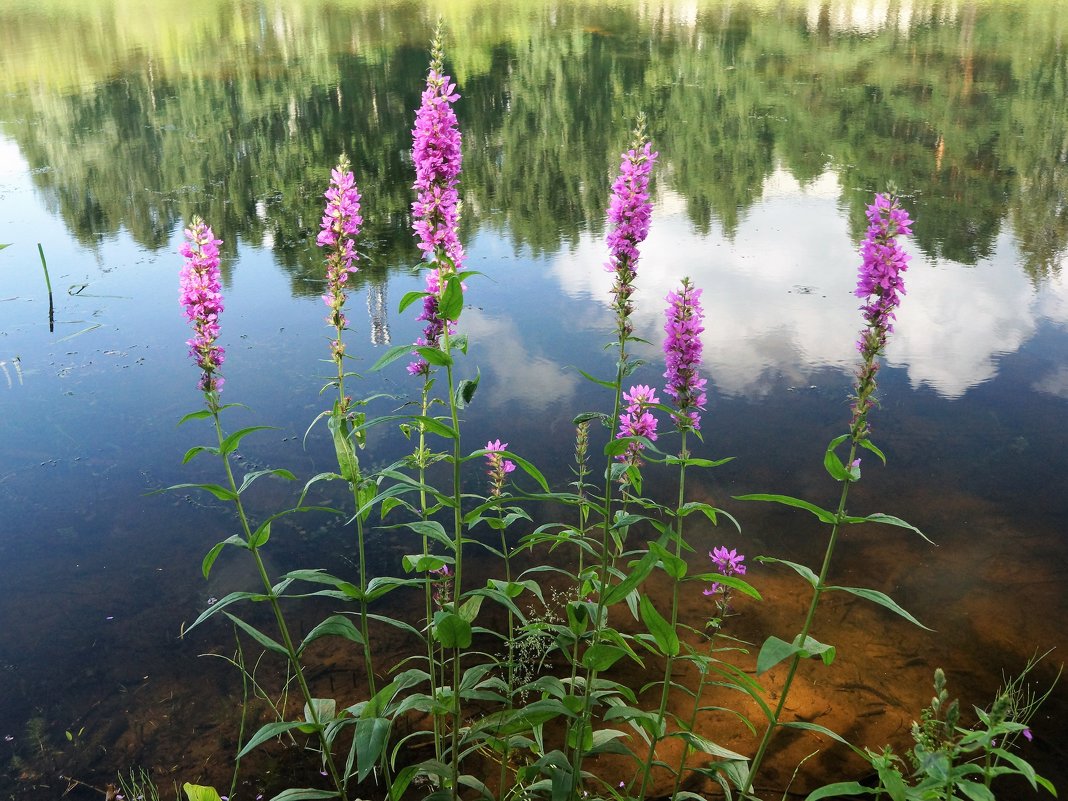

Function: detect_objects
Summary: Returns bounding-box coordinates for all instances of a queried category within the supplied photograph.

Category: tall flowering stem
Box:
[179,217,225,396]
[406,29,469,799]
[851,193,913,442]
[314,158,382,708]
[745,193,913,796]
[605,118,657,358]
[317,155,363,384]
[178,221,349,801]
[570,120,658,796]
[636,280,708,801]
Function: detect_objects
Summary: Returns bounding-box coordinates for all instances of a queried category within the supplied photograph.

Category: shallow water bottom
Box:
[2,467,1065,801]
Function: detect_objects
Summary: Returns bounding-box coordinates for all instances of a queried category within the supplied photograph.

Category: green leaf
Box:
[183,784,224,801]
[757,556,819,587]
[757,635,835,675]
[735,493,838,524]
[299,614,365,653]
[439,274,464,320]
[577,369,616,390]
[454,372,480,409]
[225,613,288,656]
[219,426,273,455]
[639,595,679,656]
[670,730,748,761]
[782,721,859,751]
[168,482,239,502]
[269,790,339,801]
[858,437,886,465]
[237,468,297,495]
[415,345,452,367]
[354,717,390,783]
[181,445,218,464]
[249,521,271,548]
[370,343,418,372]
[649,541,687,579]
[824,434,852,482]
[805,782,875,800]
[957,781,996,801]
[201,535,247,579]
[433,611,472,648]
[602,547,659,606]
[304,697,336,726]
[402,553,453,573]
[826,585,931,630]
[329,410,360,482]
[411,414,458,440]
[0,243,10,251]
[858,513,935,545]
[178,409,214,425]
[399,290,429,313]
[458,594,483,624]
[582,643,627,671]
[237,720,311,758]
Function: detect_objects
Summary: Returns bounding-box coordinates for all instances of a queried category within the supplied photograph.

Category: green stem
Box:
[744,439,859,799]
[441,327,464,801]
[670,631,719,801]
[209,400,349,801]
[417,383,444,764]
[637,431,688,801]
[498,516,515,798]
[568,340,627,797]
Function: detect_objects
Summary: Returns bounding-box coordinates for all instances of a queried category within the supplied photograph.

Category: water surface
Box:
[1,1,1066,798]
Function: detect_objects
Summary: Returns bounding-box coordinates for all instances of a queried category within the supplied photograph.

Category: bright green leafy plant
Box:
[167,30,1055,801]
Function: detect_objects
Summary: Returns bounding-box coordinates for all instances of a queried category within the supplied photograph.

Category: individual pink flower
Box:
[179,217,225,393]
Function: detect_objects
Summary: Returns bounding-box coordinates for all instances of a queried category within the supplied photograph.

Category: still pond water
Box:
[1,0,1067,798]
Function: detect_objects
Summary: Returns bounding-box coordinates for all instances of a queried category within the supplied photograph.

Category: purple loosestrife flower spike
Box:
[616,384,659,466]
[851,193,913,440]
[409,32,465,376]
[485,439,516,497]
[703,546,746,597]
[316,156,363,363]
[663,277,708,431]
[179,217,225,393]
[606,118,657,347]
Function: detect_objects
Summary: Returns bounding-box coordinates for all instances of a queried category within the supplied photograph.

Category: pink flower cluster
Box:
[485,439,516,496]
[605,138,657,342]
[855,193,912,352]
[663,278,708,430]
[605,141,657,275]
[179,218,225,393]
[616,384,659,466]
[316,161,362,353]
[703,546,746,597]
[411,69,464,266]
[851,193,913,438]
[409,47,465,377]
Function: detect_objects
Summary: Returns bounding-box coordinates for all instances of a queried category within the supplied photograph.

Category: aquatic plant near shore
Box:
[166,76,1058,801]
[179,217,225,394]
